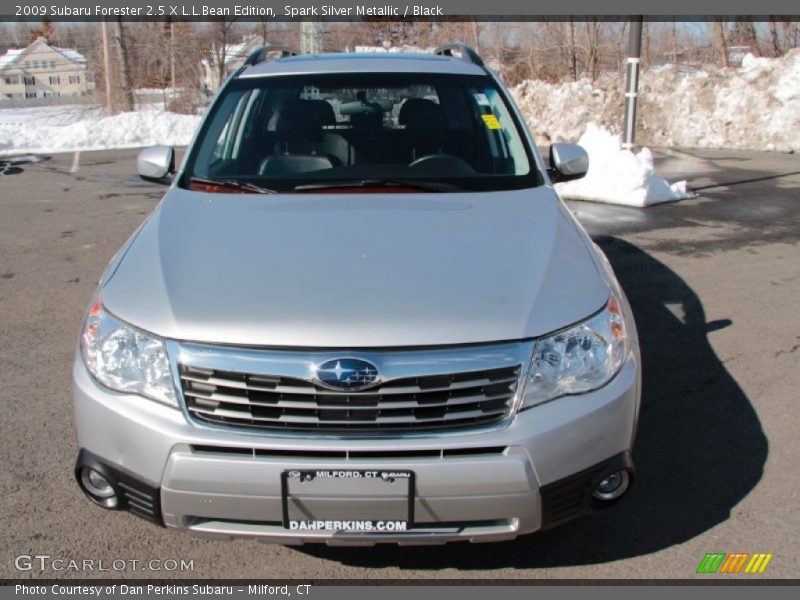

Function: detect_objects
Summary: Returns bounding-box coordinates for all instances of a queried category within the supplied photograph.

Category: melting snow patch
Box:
[555,123,693,207]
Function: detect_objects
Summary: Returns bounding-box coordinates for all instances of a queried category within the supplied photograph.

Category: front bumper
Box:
[73,352,640,545]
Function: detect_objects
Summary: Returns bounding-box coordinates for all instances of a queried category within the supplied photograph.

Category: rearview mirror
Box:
[549,143,589,183]
[137,146,175,184]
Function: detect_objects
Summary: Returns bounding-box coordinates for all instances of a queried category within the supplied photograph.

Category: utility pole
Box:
[622,16,643,151]
[169,20,176,94]
[301,21,322,54]
[100,20,113,114]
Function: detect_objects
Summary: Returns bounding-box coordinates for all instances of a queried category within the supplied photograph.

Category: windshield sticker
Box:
[482,114,502,130]
[473,93,491,106]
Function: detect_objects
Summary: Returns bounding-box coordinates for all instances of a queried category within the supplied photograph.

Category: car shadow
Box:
[292,236,767,569]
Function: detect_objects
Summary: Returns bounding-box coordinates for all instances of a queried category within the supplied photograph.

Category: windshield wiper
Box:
[294,179,459,193]
[189,176,276,194]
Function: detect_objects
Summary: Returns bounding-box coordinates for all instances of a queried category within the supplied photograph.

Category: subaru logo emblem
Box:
[316,358,380,391]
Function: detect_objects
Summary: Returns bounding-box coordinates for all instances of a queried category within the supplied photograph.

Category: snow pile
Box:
[0,107,201,156]
[0,104,103,126]
[514,78,620,144]
[555,123,692,207]
[513,49,800,153]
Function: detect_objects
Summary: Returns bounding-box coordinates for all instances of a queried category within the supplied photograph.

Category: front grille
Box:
[180,364,520,432]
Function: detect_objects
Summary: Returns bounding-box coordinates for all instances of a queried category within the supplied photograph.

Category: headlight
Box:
[80,296,178,407]
[521,293,628,409]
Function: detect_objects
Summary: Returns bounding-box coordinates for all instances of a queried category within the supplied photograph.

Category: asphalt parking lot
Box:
[1,147,798,580]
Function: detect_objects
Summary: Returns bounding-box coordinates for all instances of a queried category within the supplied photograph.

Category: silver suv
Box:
[74,45,640,545]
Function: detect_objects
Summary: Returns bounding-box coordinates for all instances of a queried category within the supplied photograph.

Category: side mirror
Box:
[548,143,589,183]
[137,146,175,184]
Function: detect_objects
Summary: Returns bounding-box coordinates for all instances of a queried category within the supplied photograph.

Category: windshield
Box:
[184,73,541,193]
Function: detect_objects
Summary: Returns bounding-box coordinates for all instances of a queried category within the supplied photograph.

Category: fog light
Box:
[593,470,630,501]
[80,467,118,508]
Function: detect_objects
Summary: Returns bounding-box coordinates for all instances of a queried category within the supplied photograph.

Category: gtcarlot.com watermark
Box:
[14,554,194,573]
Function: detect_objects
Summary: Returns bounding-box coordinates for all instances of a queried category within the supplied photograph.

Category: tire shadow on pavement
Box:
[294,236,768,570]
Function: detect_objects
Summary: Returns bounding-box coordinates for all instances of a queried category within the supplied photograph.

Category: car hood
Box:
[102,187,609,347]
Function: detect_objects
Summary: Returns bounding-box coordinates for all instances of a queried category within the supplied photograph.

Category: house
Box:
[200,35,263,92]
[0,37,93,100]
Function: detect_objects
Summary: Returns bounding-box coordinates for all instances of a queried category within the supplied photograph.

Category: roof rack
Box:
[434,43,484,67]
[243,45,298,67]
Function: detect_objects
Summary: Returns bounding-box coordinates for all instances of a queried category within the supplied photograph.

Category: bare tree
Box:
[582,21,602,81]
[29,20,58,44]
[747,21,762,56]
[257,17,269,46]
[768,18,781,56]
[112,18,135,112]
[714,22,730,67]
[210,20,239,88]
[671,19,678,64]
[566,18,577,81]
[0,22,25,46]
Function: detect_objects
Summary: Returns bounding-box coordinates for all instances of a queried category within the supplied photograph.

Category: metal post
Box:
[622,17,643,150]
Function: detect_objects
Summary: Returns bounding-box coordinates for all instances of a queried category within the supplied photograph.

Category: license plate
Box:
[281,469,414,531]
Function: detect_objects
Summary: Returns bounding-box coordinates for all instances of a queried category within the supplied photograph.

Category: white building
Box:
[0,37,93,100]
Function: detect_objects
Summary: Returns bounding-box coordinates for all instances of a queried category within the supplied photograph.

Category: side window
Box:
[192,89,247,177]
[209,90,261,164]
[192,87,270,178]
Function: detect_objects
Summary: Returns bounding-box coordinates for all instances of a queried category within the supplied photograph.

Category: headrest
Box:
[276,100,335,136]
[304,99,336,126]
[398,98,446,131]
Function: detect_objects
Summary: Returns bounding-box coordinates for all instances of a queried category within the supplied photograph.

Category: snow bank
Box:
[0,107,201,156]
[0,104,102,126]
[513,49,800,153]
[555,123,692,207]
